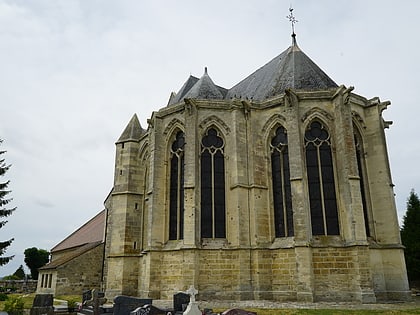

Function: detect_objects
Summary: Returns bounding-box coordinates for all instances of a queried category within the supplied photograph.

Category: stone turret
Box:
[104,114,145,297]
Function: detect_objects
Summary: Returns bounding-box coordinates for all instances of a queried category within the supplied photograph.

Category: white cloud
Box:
[0,0,419,276]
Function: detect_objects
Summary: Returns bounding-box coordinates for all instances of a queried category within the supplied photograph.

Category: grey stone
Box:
[130,305,167,315]
[113,296,152,315]
[173,292,189,312]
[30,294,54,315]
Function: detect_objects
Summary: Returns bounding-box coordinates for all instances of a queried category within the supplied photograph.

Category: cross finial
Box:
[186,285,198,302]
[286,6,298,43]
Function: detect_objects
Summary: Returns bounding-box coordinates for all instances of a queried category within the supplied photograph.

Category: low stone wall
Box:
[0,280,37,293]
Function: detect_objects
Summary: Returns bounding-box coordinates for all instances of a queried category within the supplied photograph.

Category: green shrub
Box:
[3,296,24,315]
[0,293,8,301]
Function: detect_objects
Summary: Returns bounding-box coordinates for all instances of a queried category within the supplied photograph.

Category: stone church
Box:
[102,32,410,302]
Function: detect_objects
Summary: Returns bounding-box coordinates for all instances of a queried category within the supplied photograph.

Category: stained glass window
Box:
[270,126,293,237]
[169,131,185,240]
[201,128,226,238]
[305,121,339,235]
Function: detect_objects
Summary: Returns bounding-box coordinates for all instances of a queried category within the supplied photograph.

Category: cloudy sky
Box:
[0,0,419,277]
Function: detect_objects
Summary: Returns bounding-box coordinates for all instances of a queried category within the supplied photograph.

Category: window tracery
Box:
[305,121,339,235]
[270,126,293,237]
[169,131,185,240]
[200,128,226,239]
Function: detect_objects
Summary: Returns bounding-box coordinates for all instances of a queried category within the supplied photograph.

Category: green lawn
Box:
[1,294,419,315]
[223,309,420,315]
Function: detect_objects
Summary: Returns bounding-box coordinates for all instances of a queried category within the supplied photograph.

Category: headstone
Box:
[83,289,93,303]
[113,296,153,315]
[82,289,107,315]
[30,294,54,315]
[173,292,189,313]
[182,286,201,315]
[130,305,168,315]
[221,309,257,315]
[32,294,53,307]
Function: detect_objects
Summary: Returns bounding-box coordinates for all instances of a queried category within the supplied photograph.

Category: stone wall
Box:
[0,280,37,293]
[103,88,410,302]
[134,246,380,302]
[50,243,104,296]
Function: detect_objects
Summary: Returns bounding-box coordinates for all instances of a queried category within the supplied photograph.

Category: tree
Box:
[13,264,26,280]
[0,139,16,266]
[24,247,50,280]
[400,189,420,283]
[3,265,26,280]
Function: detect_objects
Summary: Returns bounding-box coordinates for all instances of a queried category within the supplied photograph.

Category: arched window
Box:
[305,121,339,235]
[270,126,293,237]
[201,128,226,238]
[354,126,371,237]
[169,131,185,240]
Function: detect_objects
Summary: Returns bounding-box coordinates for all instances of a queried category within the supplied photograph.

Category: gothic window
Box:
[169,131,185,240]
[201,128,226,238]
[270,126,293,237]
[304,121,339,235]
[354,126,371,237]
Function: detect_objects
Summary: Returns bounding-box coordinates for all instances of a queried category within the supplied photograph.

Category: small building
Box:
[37,210,105,295]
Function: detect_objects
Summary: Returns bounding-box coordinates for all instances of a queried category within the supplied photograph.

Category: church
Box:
[102,28,410,302]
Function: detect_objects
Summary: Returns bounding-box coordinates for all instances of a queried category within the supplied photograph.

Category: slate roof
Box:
[117,114,144,143]
[168,68,228,106]
[226,40,338,100]
[51,210,105,252]
[39,241,103,270]
[167,38,337,105]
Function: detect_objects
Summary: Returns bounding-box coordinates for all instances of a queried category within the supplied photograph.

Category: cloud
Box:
[0,0,419,277]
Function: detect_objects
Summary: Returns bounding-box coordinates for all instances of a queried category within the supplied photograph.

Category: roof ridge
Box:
[51,210,105,252]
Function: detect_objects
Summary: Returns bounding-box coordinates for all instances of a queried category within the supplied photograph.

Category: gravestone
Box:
[113,296,152,315]
[173,292,189,314]
[30,294,54,315]
[182,286,201,315]
[221,309,257,315]
[83,289,93,303]
[81,289,108,315]
[130,304,167,315]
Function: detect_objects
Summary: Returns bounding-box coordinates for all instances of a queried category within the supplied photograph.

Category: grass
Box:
[223,309,420,315]
[0,293,82,311]
[0,294,418,315]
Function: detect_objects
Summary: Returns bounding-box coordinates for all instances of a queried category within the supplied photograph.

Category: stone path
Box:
[152,296,420,311]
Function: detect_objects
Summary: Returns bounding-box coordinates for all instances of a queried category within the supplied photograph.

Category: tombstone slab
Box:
[30,294,54,315]
[221,309,257,315]
[130,304,167,315]
[173,292,189,313]
[113,296,153,315]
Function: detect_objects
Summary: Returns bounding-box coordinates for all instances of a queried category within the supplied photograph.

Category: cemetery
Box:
[2,287,411,315]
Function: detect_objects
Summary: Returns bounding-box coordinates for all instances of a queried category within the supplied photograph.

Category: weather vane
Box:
[286,7,298,36]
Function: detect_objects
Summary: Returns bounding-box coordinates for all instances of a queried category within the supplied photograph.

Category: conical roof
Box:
[226,40,338,100]
[167,68,227,106]
[183,67,226,100]
[117,114,144,143]
[167,75,199,106]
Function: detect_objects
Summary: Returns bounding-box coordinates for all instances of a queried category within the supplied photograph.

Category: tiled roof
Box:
[167,38,337,104]
[168,75,199,105]
[39,241,103,270]
[117,114,144,143]
[51,210,105,252]
[168,69,228,106]
[226,41,337,100]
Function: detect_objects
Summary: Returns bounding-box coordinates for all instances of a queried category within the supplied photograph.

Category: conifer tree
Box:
[0,139,15,266]
[400,189,420,282]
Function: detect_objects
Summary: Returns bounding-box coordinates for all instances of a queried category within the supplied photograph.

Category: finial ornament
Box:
[286,6,298,41]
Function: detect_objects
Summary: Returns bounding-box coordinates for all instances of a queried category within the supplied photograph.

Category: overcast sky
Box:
[0,0,419,277]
